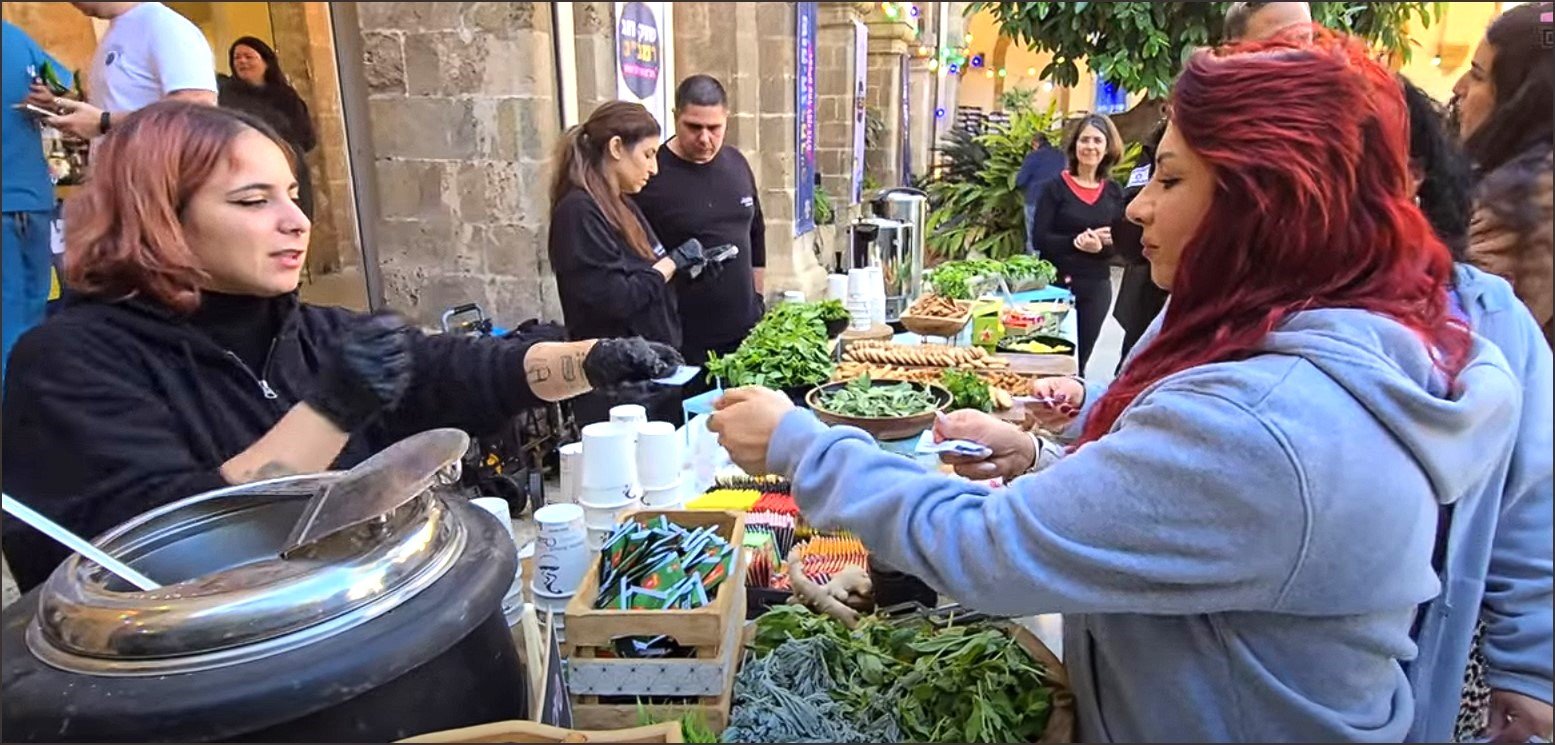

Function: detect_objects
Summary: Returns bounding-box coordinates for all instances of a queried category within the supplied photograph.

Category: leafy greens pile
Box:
[940,368,993,412]
[817,375,936,418]
[705,302,836,389]
[723,605,1056,743]
[929,257,1057,299]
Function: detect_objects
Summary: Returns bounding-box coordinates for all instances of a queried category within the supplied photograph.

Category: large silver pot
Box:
[2,430,525,742]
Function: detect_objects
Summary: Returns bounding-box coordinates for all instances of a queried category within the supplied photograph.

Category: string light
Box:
[1043,81,1054,92]
[1431,55,1443,66]
[997,68,1007,77]
[1026,66,1037,76]
[966,33,973,43]
[935,107,946,119]
[948,63,959,74]
[909,4,920,18]
[971,53,984,68]
[984,69,994,78]
[928,59,939,71]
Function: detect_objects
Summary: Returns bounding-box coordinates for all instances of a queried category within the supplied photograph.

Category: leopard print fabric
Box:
[1455,621,1492,742]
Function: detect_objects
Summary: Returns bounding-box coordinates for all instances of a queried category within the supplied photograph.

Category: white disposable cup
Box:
[579,491,639,532]
[586,525,614,551]
[557,442,583,505]
[581,421,638,490]
[827,274,849,302]
[641,481,683,509]
[471,497,517,548]
[535,503,586,539]
[531,531,591,598]
[609,404,647,433]
[635,421,682,491]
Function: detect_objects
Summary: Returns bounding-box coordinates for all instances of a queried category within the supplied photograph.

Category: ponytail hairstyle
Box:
[549,101,662,260]
[1078,29,1471,446]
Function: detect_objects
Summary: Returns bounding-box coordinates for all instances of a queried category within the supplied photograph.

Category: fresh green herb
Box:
[817,376,936,418]
[705,303,835,389]
[940,369,993,412]
[999,254,1058,286]
[930,257,1057,299]
[635,705,720,743]
[733,605,1056,743]
[814,298,849,323]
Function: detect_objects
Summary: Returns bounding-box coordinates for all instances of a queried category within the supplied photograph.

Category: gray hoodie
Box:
[770,308,1520,741]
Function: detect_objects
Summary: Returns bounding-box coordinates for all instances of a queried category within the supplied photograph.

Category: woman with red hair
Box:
[1,102,680,592]
[707,32,1522,741]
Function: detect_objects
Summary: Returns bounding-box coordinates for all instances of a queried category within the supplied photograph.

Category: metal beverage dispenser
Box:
[844,217,910,321]
[869,187,929,320]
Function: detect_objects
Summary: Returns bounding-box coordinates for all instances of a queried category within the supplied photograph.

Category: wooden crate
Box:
[564,510,746,655]
[567,585,746,733]
[562,511,747,734]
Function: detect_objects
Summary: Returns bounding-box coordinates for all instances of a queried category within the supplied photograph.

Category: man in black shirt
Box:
[633,75,766,394]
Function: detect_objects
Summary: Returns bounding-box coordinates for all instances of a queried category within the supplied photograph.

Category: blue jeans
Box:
[3,210,56,384]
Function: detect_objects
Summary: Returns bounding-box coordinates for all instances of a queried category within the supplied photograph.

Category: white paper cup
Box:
[535,503,586,537]
[531,531,590,598]
[586,525,614,551]
[582,422,638,490]
[827,274,849,302]
[556,442,583,505]
[609,404,647,432]
[580,494,639,530]
[641,484,682,509]
[635,421,682,491]
[471,497,517,548]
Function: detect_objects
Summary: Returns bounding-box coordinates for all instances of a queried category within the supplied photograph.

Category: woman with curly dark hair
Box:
[1454,2,1554,346]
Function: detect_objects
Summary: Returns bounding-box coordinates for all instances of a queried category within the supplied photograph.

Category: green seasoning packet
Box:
[628,585,671,610]
[639,554,688,596]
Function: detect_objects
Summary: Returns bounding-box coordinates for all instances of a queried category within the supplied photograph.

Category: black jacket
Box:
[1,293,545,591]
[547,189,681,349]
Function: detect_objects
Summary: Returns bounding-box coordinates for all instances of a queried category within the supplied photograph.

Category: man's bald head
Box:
[1223,2,1313,42]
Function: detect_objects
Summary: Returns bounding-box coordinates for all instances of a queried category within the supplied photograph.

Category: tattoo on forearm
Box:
[562,354,579,382]
[527,363,552,385]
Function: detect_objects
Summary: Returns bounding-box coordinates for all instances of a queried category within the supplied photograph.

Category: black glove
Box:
[583,338,683,386]
[308,312,414,432]
[668,238,709,280]
[699,243,740,282]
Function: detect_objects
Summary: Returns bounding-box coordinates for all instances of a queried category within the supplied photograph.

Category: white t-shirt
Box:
[88,2,216,113]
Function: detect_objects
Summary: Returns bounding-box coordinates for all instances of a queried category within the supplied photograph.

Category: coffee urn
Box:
[869,187,930,312]
[843,217,911,321]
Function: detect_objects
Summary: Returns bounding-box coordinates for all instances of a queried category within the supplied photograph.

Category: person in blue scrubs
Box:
[2,21,71,383]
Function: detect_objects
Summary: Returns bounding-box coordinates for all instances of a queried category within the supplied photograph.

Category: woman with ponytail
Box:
[547,101,708,425]
[705,30,1524,742]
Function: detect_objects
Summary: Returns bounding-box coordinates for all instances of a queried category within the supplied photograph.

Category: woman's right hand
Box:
[1021,376,1085,432]
[1074,229,1105,254]
[932,410,1036,480]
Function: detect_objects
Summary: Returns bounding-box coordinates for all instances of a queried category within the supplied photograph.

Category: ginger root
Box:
[786,548,874,628]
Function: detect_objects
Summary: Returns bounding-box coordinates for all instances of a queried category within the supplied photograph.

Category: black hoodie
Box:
[1,293,548,591]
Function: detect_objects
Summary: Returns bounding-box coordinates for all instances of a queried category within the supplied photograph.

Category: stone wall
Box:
[270,3,358,279]
[572,2,617,116]
[354,2,562,326]
[1,3,98,79]
[864,10,915,189]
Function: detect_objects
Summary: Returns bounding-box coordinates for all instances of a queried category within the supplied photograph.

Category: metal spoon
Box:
[2,493,161,591]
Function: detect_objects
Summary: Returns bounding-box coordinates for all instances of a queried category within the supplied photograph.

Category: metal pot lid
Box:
[28,430,476,677]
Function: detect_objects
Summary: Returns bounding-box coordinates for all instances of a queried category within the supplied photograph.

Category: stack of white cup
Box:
[610,404,647,439]
[530,503,591,602]
[472,496,525,613]
[637,421,683,508]
[555,442,583,505]
[579,420,641,549]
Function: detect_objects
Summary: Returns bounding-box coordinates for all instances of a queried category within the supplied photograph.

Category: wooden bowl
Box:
[806,381,952,442]
[899,299,973,338]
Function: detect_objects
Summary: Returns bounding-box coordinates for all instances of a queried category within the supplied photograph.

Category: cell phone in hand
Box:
[14,103,57,118]
[706,244,740,264]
